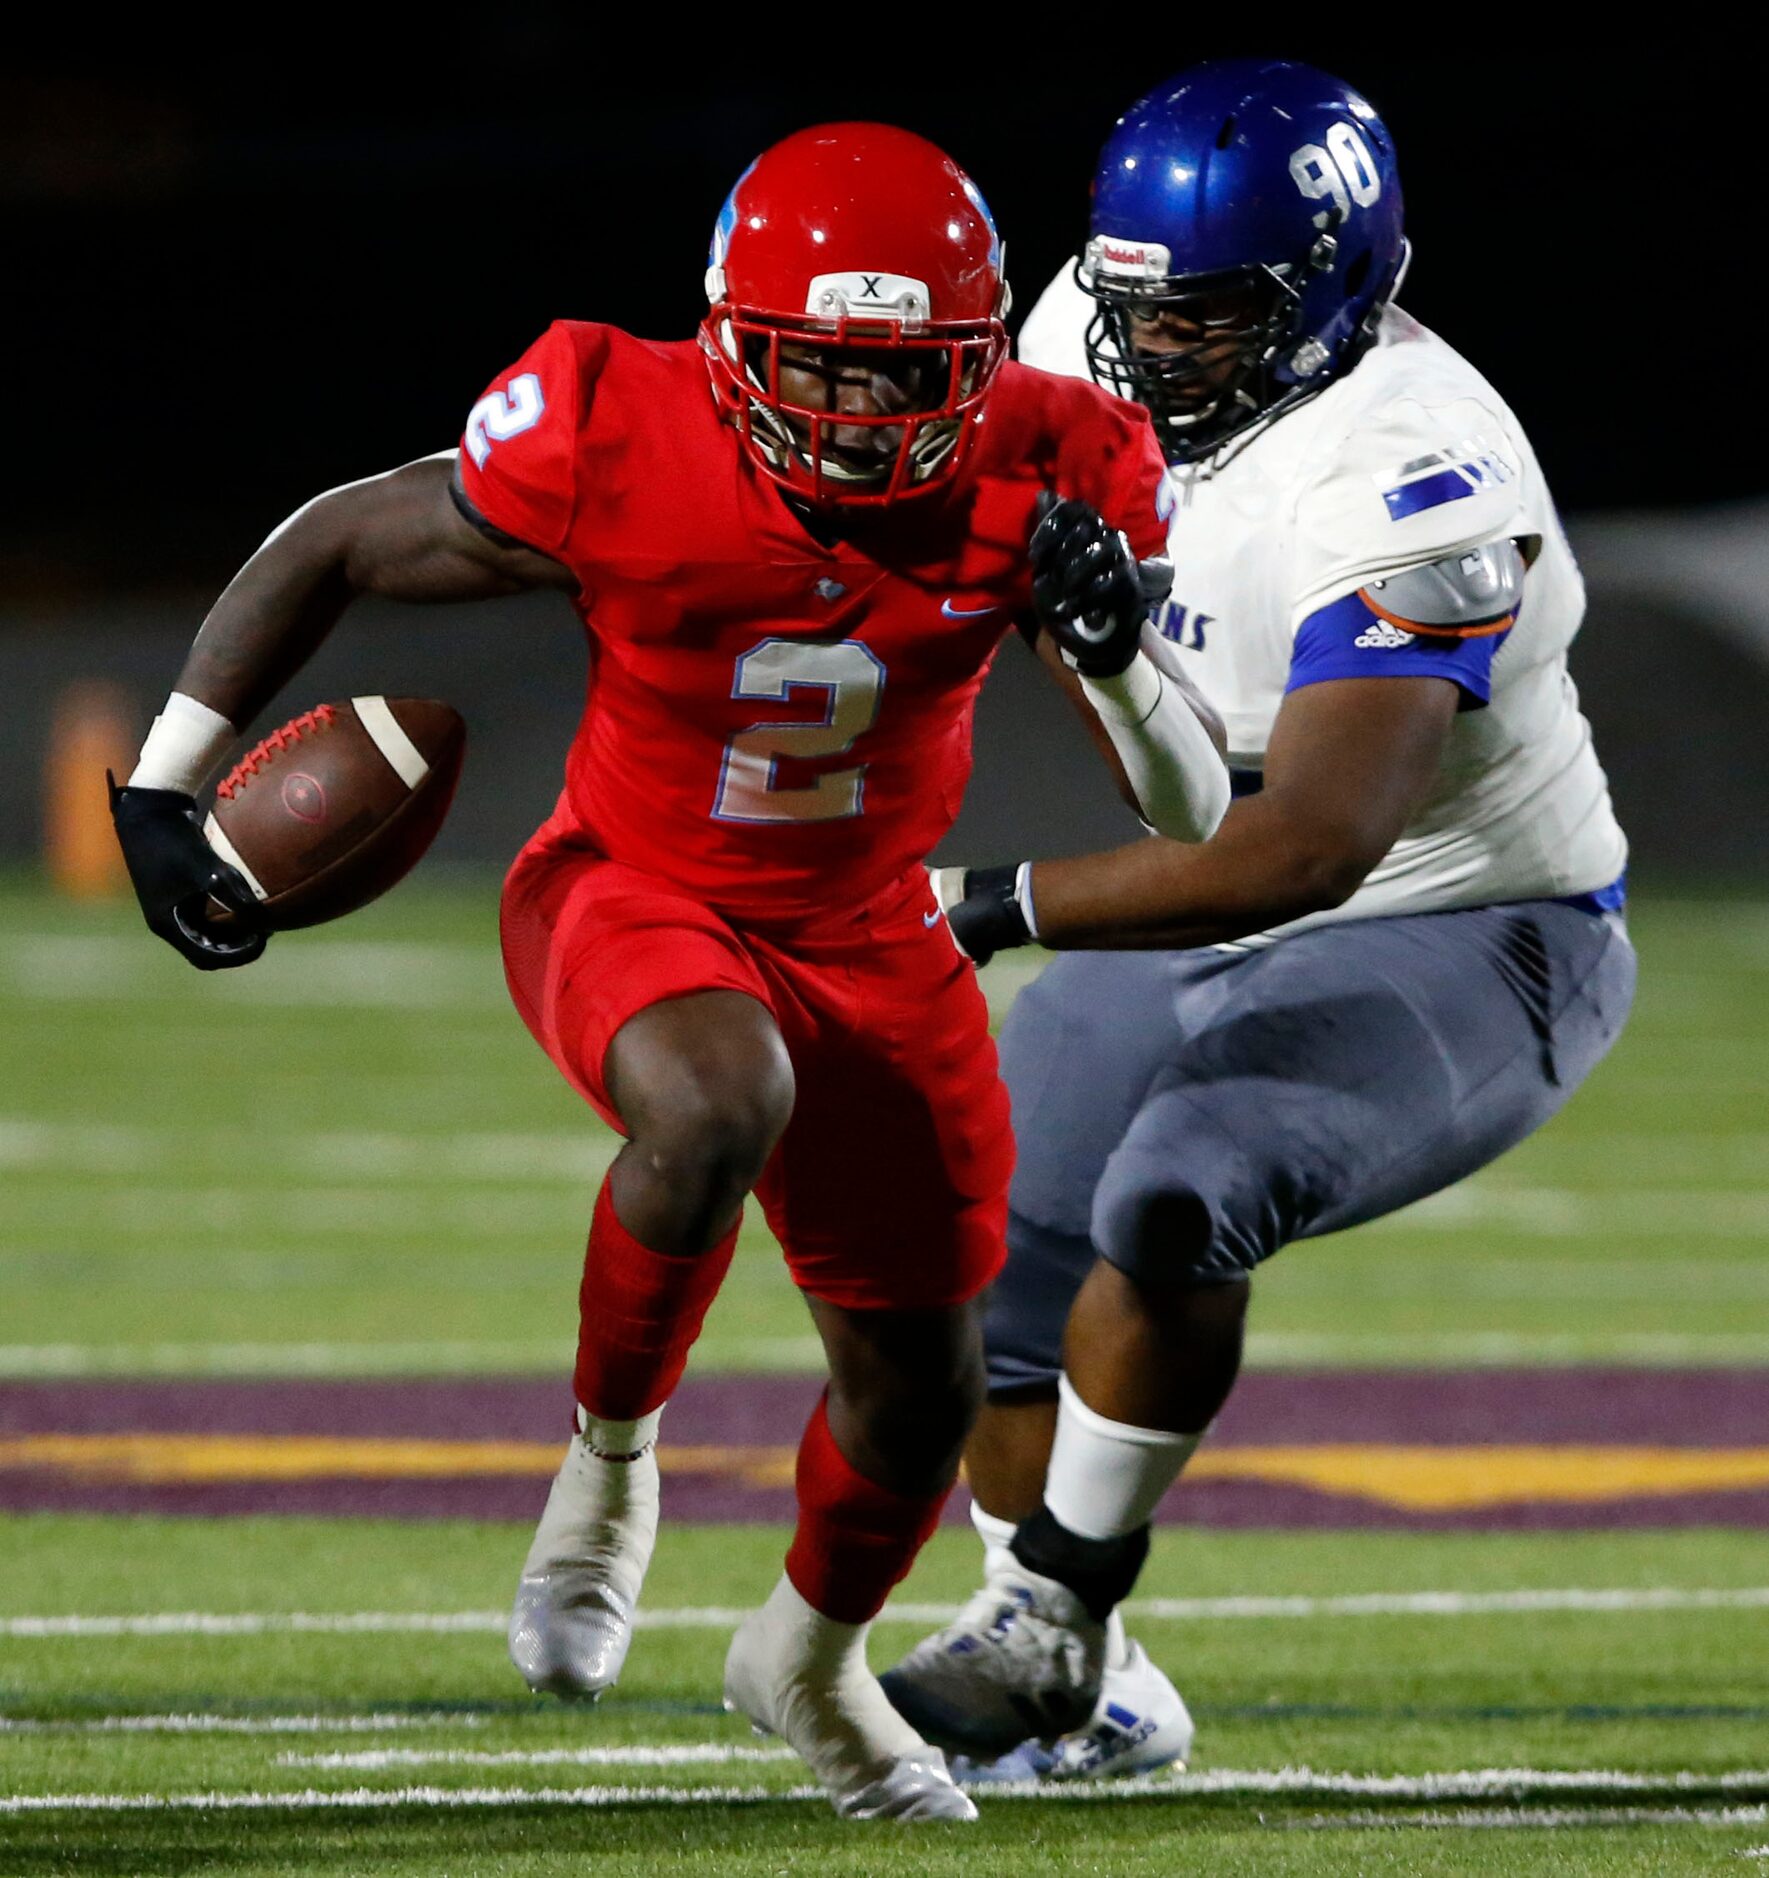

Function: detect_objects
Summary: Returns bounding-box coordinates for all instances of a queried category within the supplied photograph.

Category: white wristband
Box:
[1080,645,1230,845]
[1013,860,1041,941]
[128,692,237,795]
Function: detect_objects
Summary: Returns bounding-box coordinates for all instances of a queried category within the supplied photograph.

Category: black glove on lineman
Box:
[1029,491,1174,677]
[108,775,269,970]
[943,864,1031,969]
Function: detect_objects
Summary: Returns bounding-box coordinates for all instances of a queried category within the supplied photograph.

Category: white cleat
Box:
[879,1567,1106,1759]
[508,1422,660,1702]
[952,1637,1194,1783]
[724,1574,977,1822]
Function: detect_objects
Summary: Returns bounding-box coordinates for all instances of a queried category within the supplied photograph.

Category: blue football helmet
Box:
[1080,59,1407,462]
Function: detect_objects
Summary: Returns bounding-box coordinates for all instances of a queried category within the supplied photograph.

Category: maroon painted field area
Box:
[3,1369,1766,1529]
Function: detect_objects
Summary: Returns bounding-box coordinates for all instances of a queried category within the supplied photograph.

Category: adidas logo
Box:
[1353,621,1416,649]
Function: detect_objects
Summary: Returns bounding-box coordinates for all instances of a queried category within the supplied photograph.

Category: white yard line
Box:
[284,1745,797,1770]
[2,1611,512,1639]
[0,1340,574,1377]
[14,1112,1769,1193]
[1275,1258,1769,1300]
[0,1713,487,1736]
[0,1119,616,1185]
[280,1751,1769,1791]
[1136,1587,1769,1620]
[1371,1186,1769,1239]
[6,1187,584,1238]
[0,937,506,1009]
[1163,1768,1769,1797]
[6,1586,1766,1640]
[0,1783,817,1814]
[11,1110,1769,1237]
[0,937,1041,1021]
[3,1776,1766,1819]
[1241,1331,1769,1365]
[1297,1804,1769,1833]
[6,1327,1769,1376]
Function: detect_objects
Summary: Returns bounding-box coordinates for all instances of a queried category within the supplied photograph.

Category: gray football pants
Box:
[984,900,1636,1398]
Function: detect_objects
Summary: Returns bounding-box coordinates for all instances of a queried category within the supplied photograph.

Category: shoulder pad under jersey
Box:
[1361,538,1524,638]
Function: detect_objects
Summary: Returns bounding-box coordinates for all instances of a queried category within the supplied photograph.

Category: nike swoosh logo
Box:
[941,599,999,619]
[924,908,943,927]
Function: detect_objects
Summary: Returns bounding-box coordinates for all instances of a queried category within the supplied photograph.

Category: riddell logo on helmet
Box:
[1090,236,1173,279]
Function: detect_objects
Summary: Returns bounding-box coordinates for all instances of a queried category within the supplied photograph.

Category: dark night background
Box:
[5,30,1764,878]
[5,32,1760,603]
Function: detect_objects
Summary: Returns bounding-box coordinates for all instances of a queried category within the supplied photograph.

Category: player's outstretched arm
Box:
[1027,494,1231,845]
[935,495,1233,966]
[113,454,574,970]
[174,454,574,730]
[939,675,1457,962]
[1034,675,1458,949]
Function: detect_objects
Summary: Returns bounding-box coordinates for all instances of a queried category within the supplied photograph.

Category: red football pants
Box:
[500,828,1013,1311]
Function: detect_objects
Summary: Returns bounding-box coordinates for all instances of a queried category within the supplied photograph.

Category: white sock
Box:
[576,1405,662,1460]
[1044,1374,1204,1540]
[969,1499,1018,1583]
[736,1574,924,1781]
[522,1409,661,1581]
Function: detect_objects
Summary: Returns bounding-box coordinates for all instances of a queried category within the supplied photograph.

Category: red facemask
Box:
[700,123,1010,508]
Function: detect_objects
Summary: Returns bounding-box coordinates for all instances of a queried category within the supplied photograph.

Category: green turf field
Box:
[2,874,1765,1374]
[4,874,1767,1872]
[3,1518,1767,1873]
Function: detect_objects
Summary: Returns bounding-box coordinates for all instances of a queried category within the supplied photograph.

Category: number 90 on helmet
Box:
[1081,59,1407,463]
[700,123,1011,507]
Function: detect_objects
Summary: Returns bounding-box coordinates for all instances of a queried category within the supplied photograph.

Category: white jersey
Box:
[1019,267,1628,937]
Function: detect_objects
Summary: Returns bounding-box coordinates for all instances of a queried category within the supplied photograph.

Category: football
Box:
[203,696,465,930]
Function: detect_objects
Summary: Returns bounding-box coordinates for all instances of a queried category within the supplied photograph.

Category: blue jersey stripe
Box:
[1287,590,1505,708]
[1381,467,1487,520]
[1555,871,1628,915]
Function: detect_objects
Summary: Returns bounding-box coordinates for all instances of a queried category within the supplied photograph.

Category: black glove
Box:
[941,864,1032,968]
[108,774,269,970]
[1029,491,1174,678]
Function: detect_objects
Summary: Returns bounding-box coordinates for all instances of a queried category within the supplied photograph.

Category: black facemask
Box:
[1079,261,1303,464]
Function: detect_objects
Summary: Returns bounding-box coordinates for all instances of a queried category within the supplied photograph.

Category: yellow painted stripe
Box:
[2,1436,1768,1507]
[0,1437,793,1489]
[1184,1446,1769,1510]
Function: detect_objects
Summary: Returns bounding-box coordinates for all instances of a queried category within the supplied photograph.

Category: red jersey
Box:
[459,322,1167,920]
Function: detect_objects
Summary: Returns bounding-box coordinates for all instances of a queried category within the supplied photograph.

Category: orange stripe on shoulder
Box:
[1358,588,1516,640]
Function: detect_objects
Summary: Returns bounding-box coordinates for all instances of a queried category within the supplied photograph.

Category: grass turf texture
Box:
[6,872,1768,1866]
[3,873,1767,1374]
[2,1517,1767,1874]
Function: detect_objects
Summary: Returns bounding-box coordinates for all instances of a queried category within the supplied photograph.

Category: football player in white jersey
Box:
[882,59,1635,1779]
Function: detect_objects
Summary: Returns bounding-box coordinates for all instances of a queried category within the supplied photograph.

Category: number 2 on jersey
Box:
[714,639,885,823]
[464,373,544,469]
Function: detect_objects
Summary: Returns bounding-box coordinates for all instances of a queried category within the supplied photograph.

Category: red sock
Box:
[573,1177,738,1421]
[784,1394,951,1625]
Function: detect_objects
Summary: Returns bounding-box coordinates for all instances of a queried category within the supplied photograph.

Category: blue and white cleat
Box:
[879,1572,1106,1759]
[951,1638,1194,1784]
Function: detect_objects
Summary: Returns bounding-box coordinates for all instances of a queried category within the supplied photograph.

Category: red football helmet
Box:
[701,123,1010,507]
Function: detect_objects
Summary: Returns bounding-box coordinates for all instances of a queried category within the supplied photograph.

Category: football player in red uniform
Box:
[108,124,1228,1819]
